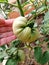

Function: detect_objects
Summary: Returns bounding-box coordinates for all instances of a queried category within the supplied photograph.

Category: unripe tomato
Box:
[18,50,25,61]
[13,16,40,43]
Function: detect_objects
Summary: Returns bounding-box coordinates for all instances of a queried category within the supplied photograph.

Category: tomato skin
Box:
[28,29,40,42]
[13,16,40,43]
[18,50,25,61]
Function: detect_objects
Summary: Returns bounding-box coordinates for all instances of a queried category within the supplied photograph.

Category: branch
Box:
[17,0,24,16]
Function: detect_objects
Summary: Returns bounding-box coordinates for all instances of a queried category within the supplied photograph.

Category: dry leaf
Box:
[8,11,20,19]
[23,4,35,15]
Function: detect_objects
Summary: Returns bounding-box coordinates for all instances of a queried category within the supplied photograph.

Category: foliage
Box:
[5,58,18,65]
[41,11,49,35]
[0,0,49,65]
[34,47,49,64]
[0,39,25,65]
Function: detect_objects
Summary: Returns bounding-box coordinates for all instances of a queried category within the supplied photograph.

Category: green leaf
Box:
[0,58,4,62]
[6,58,18,65]
[34,47,42,62]
[0,45,7,50]
[0,51,7,59]
[0,45,7,62]
[6,47,17,56]
[10,39,22,47]
[39,51,49,64]
[41,23,49,35]
[41,11,49,35]
[44,11,49,22]
[6,0,8,2]
[34,47,49,65]
[37,6,47,14]
[0,0,6,2]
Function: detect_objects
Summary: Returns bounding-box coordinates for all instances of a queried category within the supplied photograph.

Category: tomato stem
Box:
[45,0,47,6]
[26,20,34,28]
[17,0,24,16]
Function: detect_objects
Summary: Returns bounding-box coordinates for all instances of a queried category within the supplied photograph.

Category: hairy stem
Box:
[17,0,24,16]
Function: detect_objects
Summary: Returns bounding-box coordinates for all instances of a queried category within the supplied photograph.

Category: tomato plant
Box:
[0,0,49,65]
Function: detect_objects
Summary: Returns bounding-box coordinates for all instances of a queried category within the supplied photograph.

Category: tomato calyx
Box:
[21,20,34,29]
[27,22,34,28]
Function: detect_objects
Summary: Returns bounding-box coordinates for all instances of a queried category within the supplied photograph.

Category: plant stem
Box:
[0,2,18,7]
[45,0,47,6]
[17,0,24,16]
[28,5,47,21]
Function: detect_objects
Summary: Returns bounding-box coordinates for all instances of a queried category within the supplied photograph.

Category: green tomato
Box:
[13,16,40,43]
[18,50,25,61]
